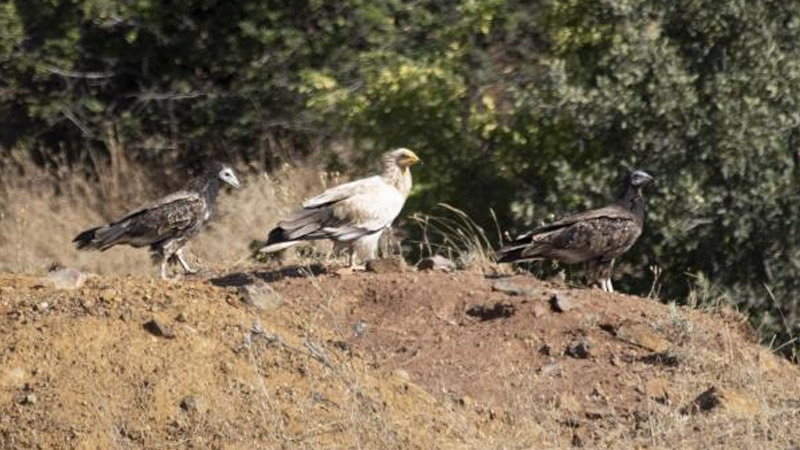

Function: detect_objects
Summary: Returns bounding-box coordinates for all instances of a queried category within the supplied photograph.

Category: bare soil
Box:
[0,267,798,449]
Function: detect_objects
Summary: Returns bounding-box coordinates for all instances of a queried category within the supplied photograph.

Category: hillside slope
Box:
[0,267,797,449]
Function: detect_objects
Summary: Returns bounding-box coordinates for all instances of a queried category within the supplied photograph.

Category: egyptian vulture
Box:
[497,170,655,292]
[260,148,421,266]
[73,162,241,279]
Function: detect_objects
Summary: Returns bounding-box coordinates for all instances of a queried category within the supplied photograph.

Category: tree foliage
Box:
[3,0,800,349]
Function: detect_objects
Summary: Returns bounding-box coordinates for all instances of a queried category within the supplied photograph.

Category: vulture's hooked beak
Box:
[402,151,422,168]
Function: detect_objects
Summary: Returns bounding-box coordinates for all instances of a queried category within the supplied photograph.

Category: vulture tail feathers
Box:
[259,227,300,253]
[496,245,528,263]
[496,234,546,263]
[73,222,130,251]
[73,226,102,250]
[260,208,333,253]
[496,244,545,263]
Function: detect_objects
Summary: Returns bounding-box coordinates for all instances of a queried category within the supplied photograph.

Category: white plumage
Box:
[261,148,421,266]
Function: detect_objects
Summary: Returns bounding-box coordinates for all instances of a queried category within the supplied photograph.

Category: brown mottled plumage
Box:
[73,162,241,279]
[260,148,421,266]
[497,170,655,292]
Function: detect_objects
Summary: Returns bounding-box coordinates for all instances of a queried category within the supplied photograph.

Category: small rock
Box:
[40,267,86,290]
[366,257,406,273]
[98,288,118,303]
[683,387,759,416]
[566,339,591,359]
[237,283,283,311]
[20,394,37,405]
[532,302,549,318]
[352,320,367,337]
[491,280,531,296]
[615,322,671,352]
[143,318,175,339]
[466,302,515,321]
[81,298,96,310]
[458,395,474,408]
[392,369,411,383]
[538,362,560,376]
[645,378,671,404]
[175,311,188,323]
[33,302,49,312]
[488,407,506,421]
[550,293,576,312]
[417,255,457,272]
[180,396,198,413]
[119,308,132,322]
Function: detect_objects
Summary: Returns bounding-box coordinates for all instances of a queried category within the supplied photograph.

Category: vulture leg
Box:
[159,258,169,280]
[598,260,615,293]
[158,240,183,281]
[348,246,366,269]
[342,245,366,271]
[175,249,198,274]
[150,246,170,280]
[585,260,601,289]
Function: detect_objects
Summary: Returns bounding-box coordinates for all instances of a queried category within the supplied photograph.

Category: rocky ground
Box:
[0,263,798,449]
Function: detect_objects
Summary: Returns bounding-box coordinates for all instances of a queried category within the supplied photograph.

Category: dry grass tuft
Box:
[409,203,503,273]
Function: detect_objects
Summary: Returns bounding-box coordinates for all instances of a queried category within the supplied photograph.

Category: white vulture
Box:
[261,148,422,266]
[74,162,241,279]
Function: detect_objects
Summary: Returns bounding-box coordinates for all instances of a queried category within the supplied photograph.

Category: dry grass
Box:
[410,203,504,273]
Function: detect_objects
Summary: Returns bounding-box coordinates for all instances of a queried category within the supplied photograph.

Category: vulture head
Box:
[214,163,241,188]
[616,169,655,203]
[627,170,655,188]
[389,148,422,169]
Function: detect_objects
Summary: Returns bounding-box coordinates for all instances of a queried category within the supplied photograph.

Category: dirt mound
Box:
[0,269,797,449]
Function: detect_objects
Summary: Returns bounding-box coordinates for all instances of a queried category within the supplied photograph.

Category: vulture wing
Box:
[262,176,406,251]
[497,205,640,263]
[74,191,206,251]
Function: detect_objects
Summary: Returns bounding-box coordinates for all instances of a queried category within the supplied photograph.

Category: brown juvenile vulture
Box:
[73,162,241,279]
[496,170,655,292]
[260,148,422,267]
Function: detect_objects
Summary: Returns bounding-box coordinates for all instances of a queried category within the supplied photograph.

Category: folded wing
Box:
[73,191,205,251]
[263,176,406,251]
[497,205,639,263]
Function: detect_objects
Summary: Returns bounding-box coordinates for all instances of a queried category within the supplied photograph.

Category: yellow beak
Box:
[402,151,422,167]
